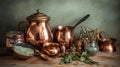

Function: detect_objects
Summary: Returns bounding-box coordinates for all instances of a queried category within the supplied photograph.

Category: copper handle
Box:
[73,14,90,29]
[35,49,51,61]
[100,31,107,37]
[18,21,29,32]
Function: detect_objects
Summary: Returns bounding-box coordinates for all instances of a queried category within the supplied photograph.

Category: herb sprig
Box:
[59,51,99,65]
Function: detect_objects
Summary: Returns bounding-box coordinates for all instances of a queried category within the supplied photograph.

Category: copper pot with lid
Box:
[19,9,53,49]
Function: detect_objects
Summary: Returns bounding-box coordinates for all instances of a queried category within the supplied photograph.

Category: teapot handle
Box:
[18,21,29,32]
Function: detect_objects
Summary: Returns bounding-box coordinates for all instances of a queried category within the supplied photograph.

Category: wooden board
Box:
[0,46,120,67]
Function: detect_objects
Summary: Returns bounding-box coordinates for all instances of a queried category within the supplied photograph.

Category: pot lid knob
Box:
[37,9,40,13]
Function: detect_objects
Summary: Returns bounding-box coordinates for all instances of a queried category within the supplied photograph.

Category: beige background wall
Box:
[0,0,120,46]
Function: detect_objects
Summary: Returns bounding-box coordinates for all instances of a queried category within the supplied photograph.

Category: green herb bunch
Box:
[59,51,99,65]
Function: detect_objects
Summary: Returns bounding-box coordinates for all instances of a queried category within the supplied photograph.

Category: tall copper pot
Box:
[19,9,53,49]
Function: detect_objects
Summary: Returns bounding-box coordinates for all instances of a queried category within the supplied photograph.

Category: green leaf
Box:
[59,59,65,65]
[79,56,85,62]
[59,51,99,65]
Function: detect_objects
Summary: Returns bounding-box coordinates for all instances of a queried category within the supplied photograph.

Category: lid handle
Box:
[36,9,40,13]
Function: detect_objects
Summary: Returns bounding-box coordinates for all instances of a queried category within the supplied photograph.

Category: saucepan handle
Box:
[100,31,108,39]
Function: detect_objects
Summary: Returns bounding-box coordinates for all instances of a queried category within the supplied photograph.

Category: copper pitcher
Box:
[19,9,53,49]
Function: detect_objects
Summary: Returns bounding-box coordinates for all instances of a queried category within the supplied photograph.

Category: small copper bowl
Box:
[12,43,35,60]
[43,42,60,56]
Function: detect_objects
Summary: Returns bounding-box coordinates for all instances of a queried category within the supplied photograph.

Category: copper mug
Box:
[18,9,53,49]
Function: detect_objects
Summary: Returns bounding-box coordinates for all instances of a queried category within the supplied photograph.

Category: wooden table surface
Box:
[0,46,120,67]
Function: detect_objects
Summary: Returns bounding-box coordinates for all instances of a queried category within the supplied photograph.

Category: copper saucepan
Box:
[55,14,90,49]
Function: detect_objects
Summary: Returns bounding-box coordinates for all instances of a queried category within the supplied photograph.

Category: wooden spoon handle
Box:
[35,49,52,61]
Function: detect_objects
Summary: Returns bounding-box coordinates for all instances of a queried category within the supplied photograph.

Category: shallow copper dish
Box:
[43,42,60,56]
[12,43,35,60]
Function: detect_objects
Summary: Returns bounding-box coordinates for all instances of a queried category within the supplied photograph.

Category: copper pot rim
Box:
[43,42,60,47]
[56,25,74,30]
[6,31,24,39]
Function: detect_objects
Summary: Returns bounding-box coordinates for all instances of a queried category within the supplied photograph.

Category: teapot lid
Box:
[27,9,50,21]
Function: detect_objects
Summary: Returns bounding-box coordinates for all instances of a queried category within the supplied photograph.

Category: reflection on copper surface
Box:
[66,31,71,39]
[43,28,49,40]
[107,45,113,53]
[26,20,53,47]
[58,26,63,30]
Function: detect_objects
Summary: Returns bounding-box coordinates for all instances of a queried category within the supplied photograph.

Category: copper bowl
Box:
[12,43,35,60]
[13,51,33,60]
[43,42,60,56]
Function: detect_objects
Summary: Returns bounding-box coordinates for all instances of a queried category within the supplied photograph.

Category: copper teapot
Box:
[98,31,116,52]
[19,9,53,48]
